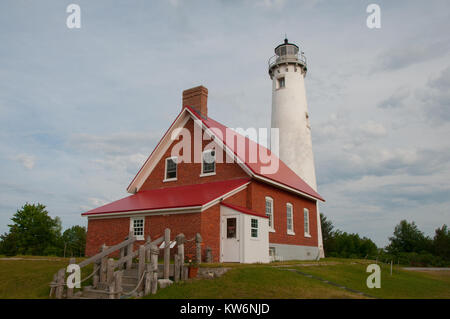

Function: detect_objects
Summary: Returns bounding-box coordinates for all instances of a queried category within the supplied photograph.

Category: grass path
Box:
[144,266,365,299]
[296,262,450,299]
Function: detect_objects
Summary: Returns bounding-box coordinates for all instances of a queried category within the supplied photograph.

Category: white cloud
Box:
[13,153,36,170]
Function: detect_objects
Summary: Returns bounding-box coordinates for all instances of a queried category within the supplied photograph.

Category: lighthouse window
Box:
[278,77,285,88]
[202,149,216,175]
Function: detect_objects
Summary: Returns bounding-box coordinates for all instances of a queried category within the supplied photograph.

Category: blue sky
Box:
[0,0,449,247]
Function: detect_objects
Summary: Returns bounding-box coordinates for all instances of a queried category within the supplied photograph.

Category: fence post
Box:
[164,228,171,279]
[174,254,180,282]
[114,270,123,299]
[107,258,115,284]
[126,231,134,270]
[150,244,159,294]
[49,273,58,297]
[55,268,66,299]
[195,233,203,264]
[205,246,212,263]
[118,247,125,270]
[66,257,76,298]
[146,235,152,263]
[138,245,146,291]
[100,244,108,284]
[176,233,186,280]
[144,263,152,296]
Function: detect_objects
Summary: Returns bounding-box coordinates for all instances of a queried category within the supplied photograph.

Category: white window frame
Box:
[265,196,275,232]
[286,203,295,235]
[250,218,259,239]
[130,217,145,241]
[164,156,178,182]
[304,208,311,237]
[200,149,216,177]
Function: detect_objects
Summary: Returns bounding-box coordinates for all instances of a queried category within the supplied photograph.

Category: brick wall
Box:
[247,181,318,247]
[140,118,248,191]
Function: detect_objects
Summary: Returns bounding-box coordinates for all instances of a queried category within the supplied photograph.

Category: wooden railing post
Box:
[174,254,180,282]
[146,235,152,263]
[195,233,203,264]
[114,270,123,299]
[163,228,171,279]
[100,244,108,284]
[144,263,152,295]
[118,247,125,270]
[66,257,76,298]
[150,244,159,294]
[138,245,146,291]
[205,246,212,263]
[176,233,186,281]
[126,231,134,270]
[55,268,65,299]
[106,258,115,284]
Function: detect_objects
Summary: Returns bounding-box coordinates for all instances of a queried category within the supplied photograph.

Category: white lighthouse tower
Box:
[269,38,324,258]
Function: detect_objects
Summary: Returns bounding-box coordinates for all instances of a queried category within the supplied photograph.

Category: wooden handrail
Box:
[78,236,136,268]
[114,235,164,268]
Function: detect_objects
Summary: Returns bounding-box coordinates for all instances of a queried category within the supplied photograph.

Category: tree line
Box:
[0,203,449,267]
[321,213,450,266]
[0,203,86,257]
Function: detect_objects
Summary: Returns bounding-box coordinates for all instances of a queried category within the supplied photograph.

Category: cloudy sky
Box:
[0,0,449,247]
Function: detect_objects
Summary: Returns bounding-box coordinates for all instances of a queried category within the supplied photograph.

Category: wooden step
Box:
[81,287,111,299]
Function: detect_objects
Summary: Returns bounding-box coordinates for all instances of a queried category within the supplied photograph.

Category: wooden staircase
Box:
[49,229,201,299]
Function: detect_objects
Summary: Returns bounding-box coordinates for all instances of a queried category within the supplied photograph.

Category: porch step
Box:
[81,287,111,299]
[122,275,139,285]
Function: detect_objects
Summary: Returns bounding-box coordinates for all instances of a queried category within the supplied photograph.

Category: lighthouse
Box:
[269,38,324,257]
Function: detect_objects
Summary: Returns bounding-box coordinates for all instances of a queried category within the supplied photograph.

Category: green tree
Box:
[433,224,450,261]
[386,220,431,254]
[62,225,86,257]
[320,213,335,254]
[6,203,62,255]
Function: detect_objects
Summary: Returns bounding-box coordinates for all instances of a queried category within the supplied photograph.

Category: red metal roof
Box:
[185,106,324,201]
[83,178,250,216]
[221,202,268,218]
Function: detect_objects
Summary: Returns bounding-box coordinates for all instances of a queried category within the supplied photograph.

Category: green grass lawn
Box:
[0,256,448,299]
[144,266,365,299]
[296,262,450,299]
[0,256,91,299]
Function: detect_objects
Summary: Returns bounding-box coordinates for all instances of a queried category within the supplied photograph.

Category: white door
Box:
[222,216,240,262]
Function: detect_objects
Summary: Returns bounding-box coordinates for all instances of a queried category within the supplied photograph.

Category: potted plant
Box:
[187,257,199,278]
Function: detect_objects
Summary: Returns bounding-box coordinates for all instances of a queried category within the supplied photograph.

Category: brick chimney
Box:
[182,86,208,118]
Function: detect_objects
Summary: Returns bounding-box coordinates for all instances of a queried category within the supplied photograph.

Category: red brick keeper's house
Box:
[83,86,324,263]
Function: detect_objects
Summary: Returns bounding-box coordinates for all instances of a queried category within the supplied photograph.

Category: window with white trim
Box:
[304,208,310,236]
[265,197,274,231]
[130,217,145,240]
[251,218,258,238]
[165,157,177,180]
[202,149,216,175]
[287,203,294,234]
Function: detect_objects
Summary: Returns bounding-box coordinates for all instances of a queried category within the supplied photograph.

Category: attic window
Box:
[165,157,177,181]
[201,149,216,175]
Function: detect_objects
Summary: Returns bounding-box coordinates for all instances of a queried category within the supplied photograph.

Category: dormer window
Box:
[164,156,177,181]
[201,149,216,176]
